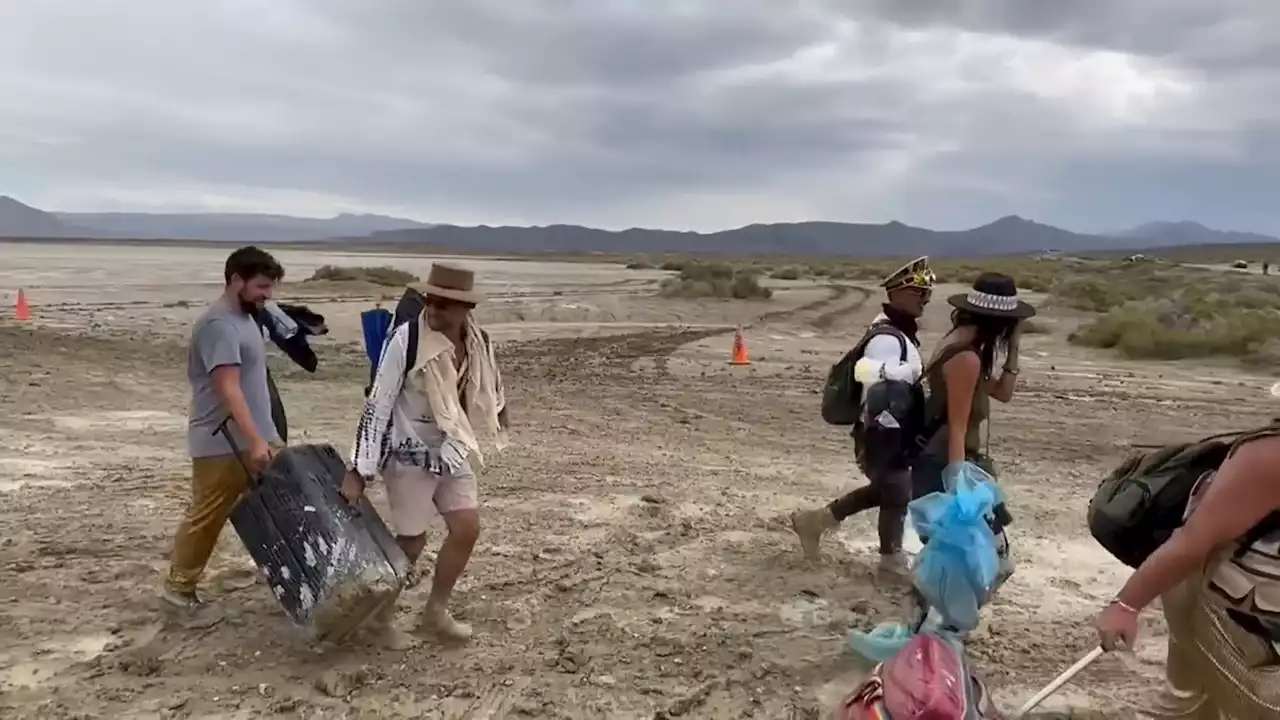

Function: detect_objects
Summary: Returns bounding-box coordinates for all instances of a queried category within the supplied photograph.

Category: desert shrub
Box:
[659,263,772,300]
[730,272,771,299]
[770,266,803,280]
[1045,263,1209,312]
[680,262,736,282]
[659,260,687,272]
[1051,277,1124,312]
[307,265,419,286]
[1069,295,1280,361]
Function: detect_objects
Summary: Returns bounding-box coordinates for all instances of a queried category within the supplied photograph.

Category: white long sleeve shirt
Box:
[348,321,502,478]
[852,313,923,386]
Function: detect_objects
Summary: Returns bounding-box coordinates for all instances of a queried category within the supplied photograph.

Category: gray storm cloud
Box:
[1,0,1277,233]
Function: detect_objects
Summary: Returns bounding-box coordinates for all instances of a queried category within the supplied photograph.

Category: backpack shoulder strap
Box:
[865,324,909,363]
[403,318,420,383]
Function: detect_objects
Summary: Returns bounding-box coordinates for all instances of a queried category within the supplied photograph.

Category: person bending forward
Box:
[343,263,507,649]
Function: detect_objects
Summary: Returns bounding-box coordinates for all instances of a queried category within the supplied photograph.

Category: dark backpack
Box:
[1089,422,1280,569]
[363,288,493,397]
[821,324,908,426]
[364,288,425,397]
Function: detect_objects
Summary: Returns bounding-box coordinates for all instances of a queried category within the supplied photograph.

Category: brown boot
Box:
[790,507,838,560]
[365,596,419,650]
[875,552,909,584]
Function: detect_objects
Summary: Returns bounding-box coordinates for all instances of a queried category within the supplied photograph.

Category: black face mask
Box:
[880,303,920,344]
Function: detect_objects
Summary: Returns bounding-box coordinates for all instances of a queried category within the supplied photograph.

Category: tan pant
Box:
[166,448,278,593]
[1149,574,1280,718]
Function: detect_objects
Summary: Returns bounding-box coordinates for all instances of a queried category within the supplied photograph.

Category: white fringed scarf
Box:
[410,316,508,468]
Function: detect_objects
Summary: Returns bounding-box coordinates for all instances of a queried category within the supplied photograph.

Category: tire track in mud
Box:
[501,283,875,383]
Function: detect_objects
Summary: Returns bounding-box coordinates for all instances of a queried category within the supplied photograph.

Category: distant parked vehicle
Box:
[1232,259,1250,269]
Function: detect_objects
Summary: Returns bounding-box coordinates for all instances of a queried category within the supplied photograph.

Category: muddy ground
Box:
[2,242,1277,719]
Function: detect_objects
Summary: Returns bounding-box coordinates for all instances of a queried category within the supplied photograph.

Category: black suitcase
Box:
[217,424,408,643]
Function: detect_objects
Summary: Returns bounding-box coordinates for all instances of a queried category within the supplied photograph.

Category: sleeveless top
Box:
[921,343,991,460]
[1185,427,1280,641]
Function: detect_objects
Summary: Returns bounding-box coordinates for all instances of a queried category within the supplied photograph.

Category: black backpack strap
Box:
[865,324,908,363]
[403,318,420,385]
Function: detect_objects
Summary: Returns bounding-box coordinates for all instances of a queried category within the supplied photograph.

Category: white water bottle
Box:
[264,301,299,339]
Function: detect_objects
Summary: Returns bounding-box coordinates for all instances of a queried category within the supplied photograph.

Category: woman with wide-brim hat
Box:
[912,272,1035,608]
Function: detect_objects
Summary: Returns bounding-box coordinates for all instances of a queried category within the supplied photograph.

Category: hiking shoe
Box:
[419,603,473,643]
[160,586,209,611]
[875,552,909,583]
[790,507,838,560]
[364,600,419,650]
[159,586,225,628]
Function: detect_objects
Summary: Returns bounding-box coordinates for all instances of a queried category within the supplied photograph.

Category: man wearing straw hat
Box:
[792,257,934,579]
[343,263,508,648]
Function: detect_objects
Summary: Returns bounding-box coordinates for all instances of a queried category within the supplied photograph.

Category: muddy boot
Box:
[159,585,225,628]
[366,597,418,650]
[875,551,909,584]
[790,507,838,560]
[419,601,472,643]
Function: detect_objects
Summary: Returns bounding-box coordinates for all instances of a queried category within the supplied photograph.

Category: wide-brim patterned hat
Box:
[882,256,936,291]
[947,272,1036,319]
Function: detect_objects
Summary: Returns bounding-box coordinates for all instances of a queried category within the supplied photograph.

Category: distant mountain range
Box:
[0,196,431,243]
[1,195,1276,258]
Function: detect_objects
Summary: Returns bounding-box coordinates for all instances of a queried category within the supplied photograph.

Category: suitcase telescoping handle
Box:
[213,417,264,491]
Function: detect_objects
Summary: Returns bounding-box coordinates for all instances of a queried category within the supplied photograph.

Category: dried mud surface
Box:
[2,242,1277,719]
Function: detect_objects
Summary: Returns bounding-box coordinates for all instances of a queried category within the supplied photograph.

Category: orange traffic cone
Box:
[14,289,30,321]
[729,327,750,366]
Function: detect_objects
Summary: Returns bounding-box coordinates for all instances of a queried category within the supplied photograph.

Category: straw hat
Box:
[947,272,1036,319]
[411,263,483,305]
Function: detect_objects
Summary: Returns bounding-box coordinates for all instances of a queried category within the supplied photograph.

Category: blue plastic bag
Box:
[846,620,913,663]
[908,461,1006,632]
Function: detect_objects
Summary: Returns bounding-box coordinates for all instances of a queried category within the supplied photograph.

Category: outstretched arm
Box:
[1099,434,1280,649]
[350,324,409,478]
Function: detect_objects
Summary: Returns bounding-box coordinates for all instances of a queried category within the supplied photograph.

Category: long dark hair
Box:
[950,308,1018,375]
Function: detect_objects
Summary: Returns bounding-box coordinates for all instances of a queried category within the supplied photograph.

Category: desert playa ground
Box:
[2,241,1278,719]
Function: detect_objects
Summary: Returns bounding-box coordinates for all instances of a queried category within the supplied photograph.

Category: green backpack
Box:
[1088,421,1280,569]
[821,324,907,426]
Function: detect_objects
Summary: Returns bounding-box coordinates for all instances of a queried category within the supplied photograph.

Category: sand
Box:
[1,241,1277,718]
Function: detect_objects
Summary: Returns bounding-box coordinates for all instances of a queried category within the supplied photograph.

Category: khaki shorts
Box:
[382,459,478,537]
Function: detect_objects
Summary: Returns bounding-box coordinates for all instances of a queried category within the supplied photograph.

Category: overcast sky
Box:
[2,1,1279,234]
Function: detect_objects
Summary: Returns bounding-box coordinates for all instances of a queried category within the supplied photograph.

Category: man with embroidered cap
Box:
[343,262,508,648]
[792,256,934,580]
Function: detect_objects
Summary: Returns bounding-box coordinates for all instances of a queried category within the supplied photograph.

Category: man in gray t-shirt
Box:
[186,301,280,458]
[164,246,285,610]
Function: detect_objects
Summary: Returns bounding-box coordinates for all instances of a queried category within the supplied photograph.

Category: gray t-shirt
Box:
[186,299,280,458]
